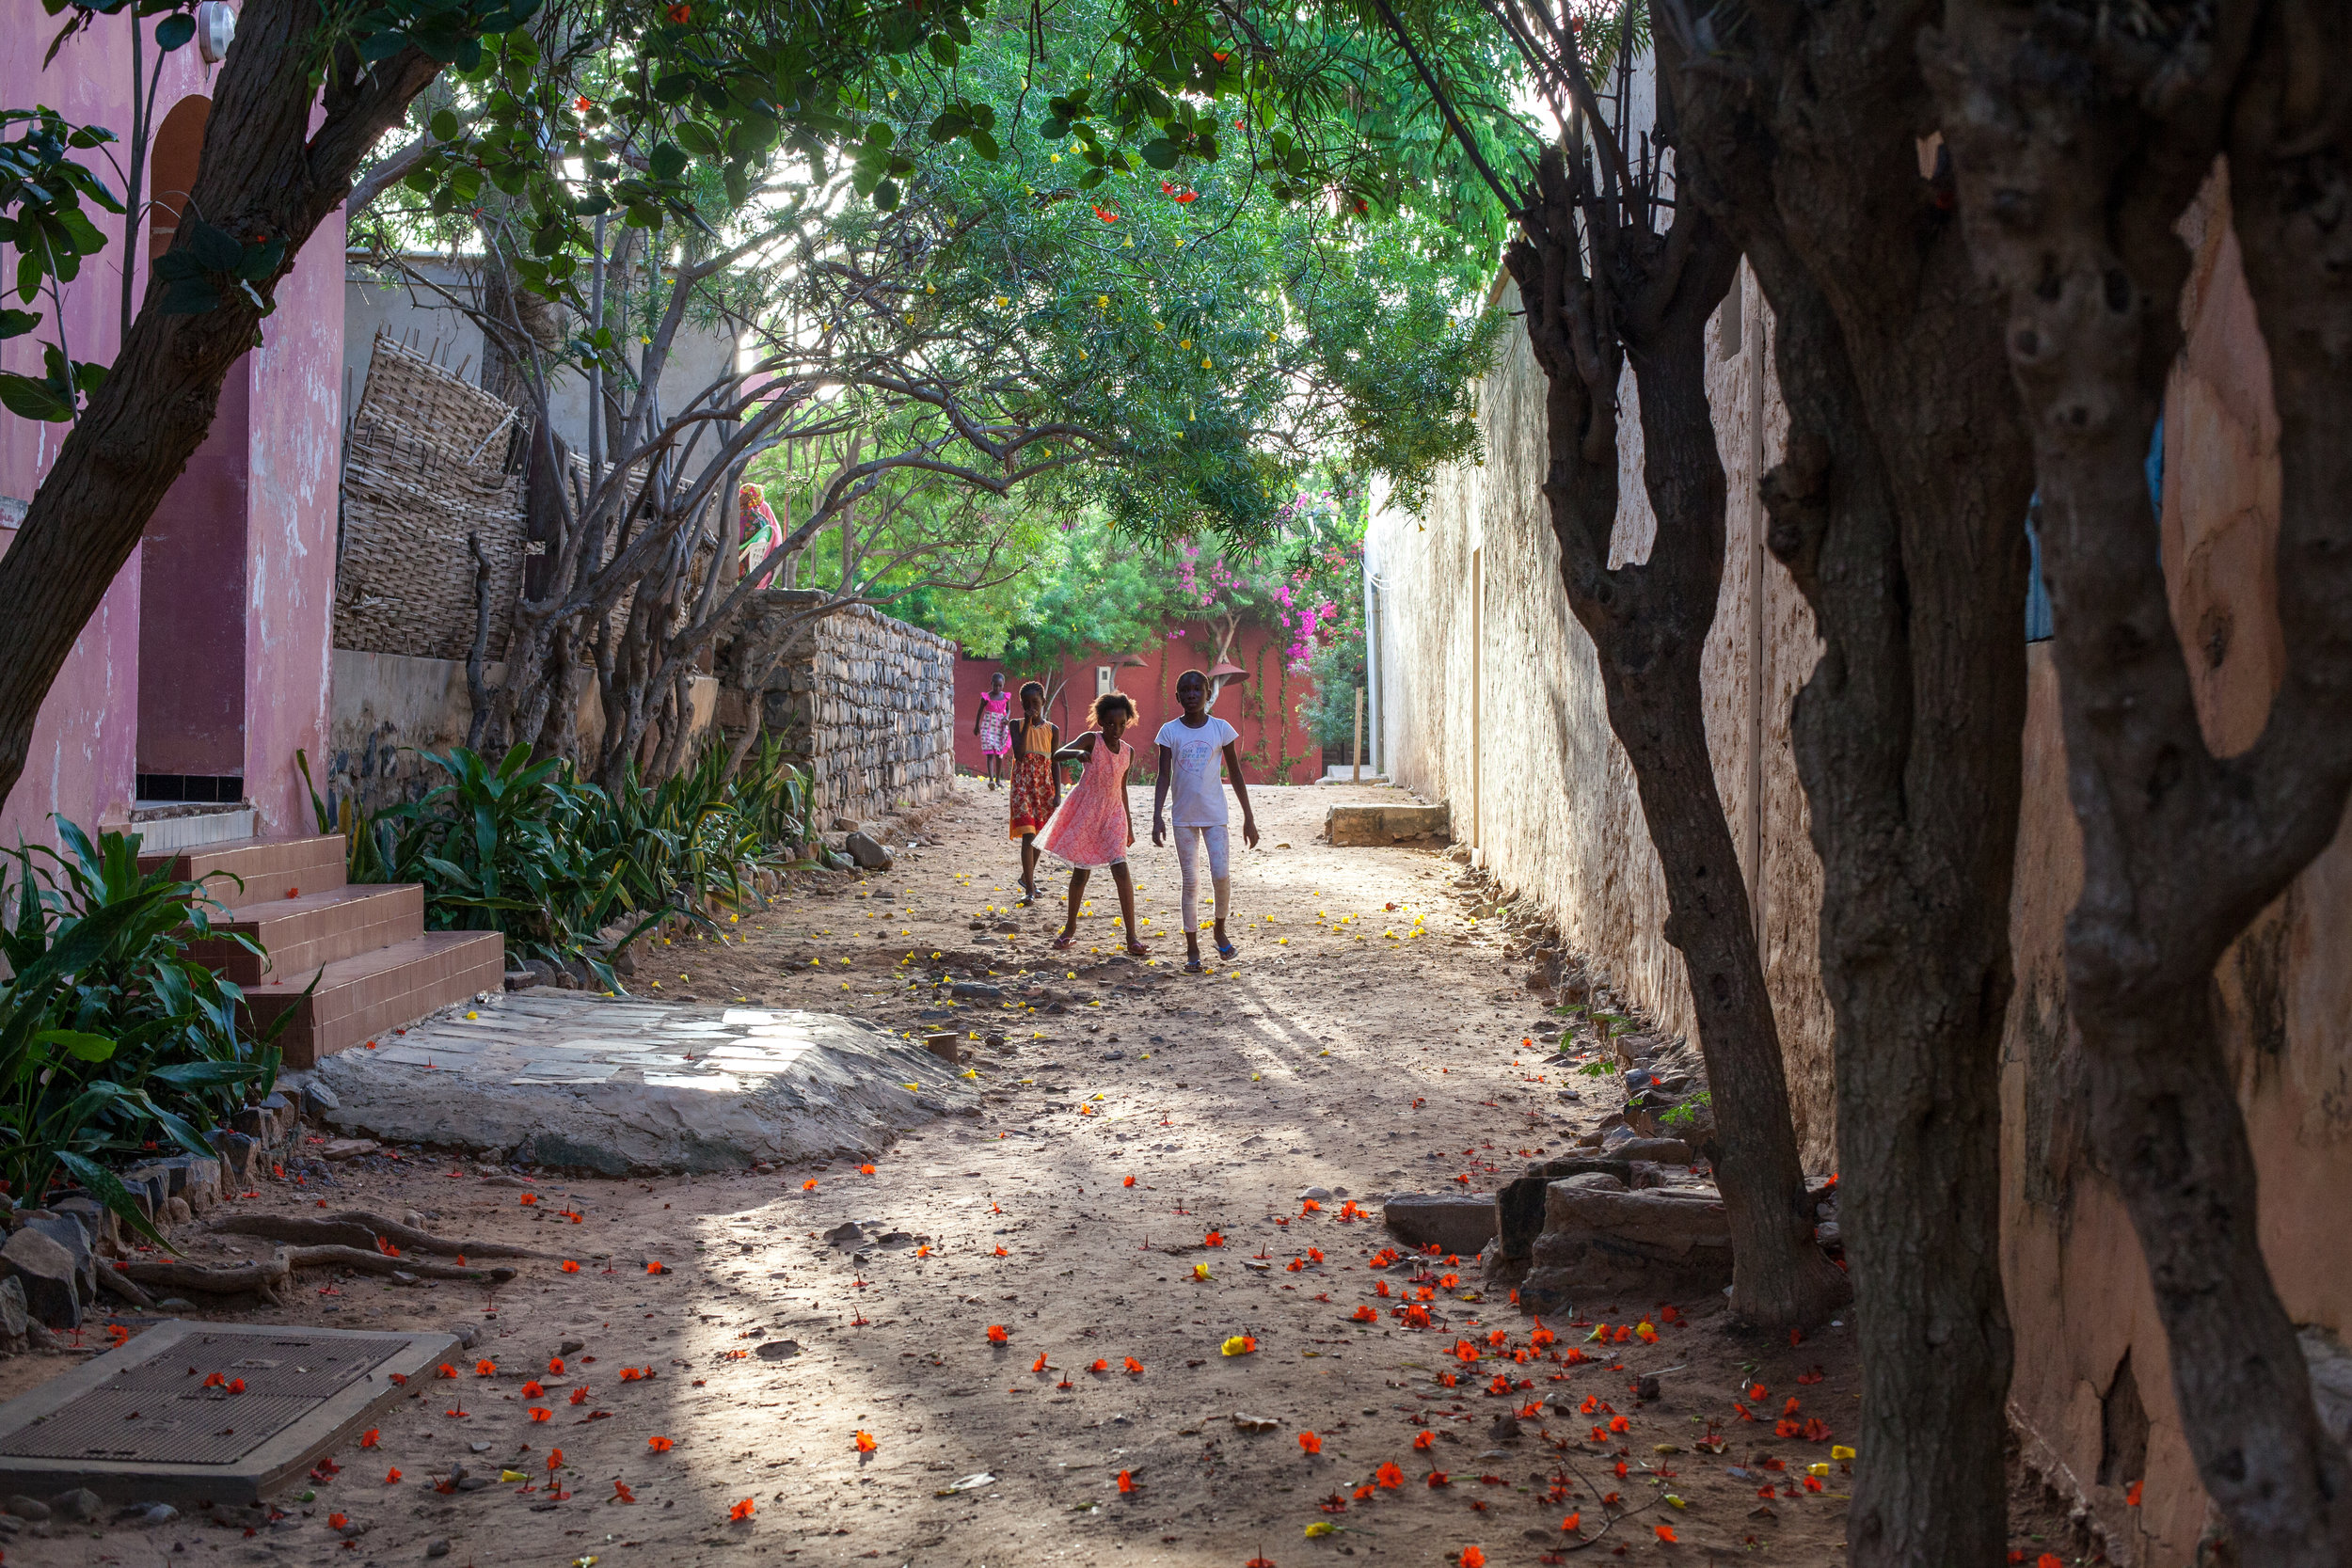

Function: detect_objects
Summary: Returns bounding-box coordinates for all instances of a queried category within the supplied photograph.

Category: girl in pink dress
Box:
[1039,690,1149,956]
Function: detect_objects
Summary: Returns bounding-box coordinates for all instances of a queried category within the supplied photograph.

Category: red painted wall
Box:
[953,619,1325,785]
[138,356,250,778]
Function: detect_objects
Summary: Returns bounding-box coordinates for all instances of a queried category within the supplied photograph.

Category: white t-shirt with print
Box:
[1156,716,1240,826]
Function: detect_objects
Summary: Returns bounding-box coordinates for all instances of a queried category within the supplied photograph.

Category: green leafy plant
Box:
[300,741,813,990]
[1661,1091,1711,1132]
[0,820,283,1242]
[0,106,122,420]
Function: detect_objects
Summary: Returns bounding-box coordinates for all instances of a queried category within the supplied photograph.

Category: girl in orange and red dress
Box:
[1008,682,1059,905]
[1036,689,1148,956]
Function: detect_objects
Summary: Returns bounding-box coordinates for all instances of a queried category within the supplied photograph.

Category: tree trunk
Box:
[0,0,441,817]
[1928,4,2352,1560]
[1662,5,2037,1558]
[1507,147,1850,1330]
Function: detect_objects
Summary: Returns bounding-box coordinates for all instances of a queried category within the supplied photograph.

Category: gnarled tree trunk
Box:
[1507,143,1851,1331]
[0,0,443,817]
[1929,3,2352,1560]
[1661,2,2037,1557]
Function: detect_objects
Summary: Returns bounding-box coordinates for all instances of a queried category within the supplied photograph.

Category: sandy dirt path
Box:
[8,781,1920,1568]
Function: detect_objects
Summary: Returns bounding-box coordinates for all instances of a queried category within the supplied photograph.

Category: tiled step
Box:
[244,931,506,1069]
[140,834,348,905]
[183,882,426,984]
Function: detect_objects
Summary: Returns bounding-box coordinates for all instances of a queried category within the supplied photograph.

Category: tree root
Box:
[281,1245,518,1285]
[206,1210,559,1260]
[119,1253,294,1306]
[93,1264,157,1308]
[116,1243,524,1304]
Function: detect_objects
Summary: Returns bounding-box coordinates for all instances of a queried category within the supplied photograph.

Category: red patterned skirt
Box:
[1009,754,1057,839]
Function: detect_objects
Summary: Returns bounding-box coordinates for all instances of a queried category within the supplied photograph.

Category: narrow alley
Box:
[5,782,1916,1566]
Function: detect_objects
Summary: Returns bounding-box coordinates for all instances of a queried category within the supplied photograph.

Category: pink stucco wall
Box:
[0,5,342,846]
[244,205,344,835]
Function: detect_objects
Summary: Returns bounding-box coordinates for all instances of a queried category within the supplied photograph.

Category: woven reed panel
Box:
[336,333,530,660]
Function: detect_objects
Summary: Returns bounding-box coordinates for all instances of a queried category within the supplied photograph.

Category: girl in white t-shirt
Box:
[1151,669,1260,974]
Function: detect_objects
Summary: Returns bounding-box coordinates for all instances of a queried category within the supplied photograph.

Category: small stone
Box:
[822,1222,864,1245]
[844,832,894,871]
[560,1338,585,1355]
[1487,1414,1521,1440]
[301,1081,341,1116]
[144,1504,180,1524]
[754,1338,801,1360]
[48,1488,99,1523]
[1297,1186,1332,1202]
[322,1138,379,1162]
[5,1497,49,1522]
[427,1541,452,1559]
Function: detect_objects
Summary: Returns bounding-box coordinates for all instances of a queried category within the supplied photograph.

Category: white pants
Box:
[1173,824,1231,934]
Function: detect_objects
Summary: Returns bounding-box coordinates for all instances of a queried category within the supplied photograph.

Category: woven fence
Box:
[336,333,531,661]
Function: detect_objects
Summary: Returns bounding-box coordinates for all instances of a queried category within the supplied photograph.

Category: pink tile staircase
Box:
[140,835,504,1068]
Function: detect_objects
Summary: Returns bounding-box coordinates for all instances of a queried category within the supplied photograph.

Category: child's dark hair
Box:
[1176,667,1208,690]
[1020,680,1045,705]
[1091,689,1136,727]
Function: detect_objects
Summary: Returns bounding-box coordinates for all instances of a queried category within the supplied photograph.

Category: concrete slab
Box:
[310,993,978,1173]
[0,1320,455,1505]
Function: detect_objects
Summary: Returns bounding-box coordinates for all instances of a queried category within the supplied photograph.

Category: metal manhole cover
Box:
[0,1392,317,1465]
[102,1333,410,1401]
[0,1320,456,1505]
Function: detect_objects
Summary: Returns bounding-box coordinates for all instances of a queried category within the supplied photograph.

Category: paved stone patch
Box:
[299,992,978,1174]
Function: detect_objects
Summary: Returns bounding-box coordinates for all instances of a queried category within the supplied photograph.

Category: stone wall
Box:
[720,593,958,825]
[1366,261,1839,1169]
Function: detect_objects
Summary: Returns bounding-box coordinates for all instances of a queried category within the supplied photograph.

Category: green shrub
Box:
[1299,634,1367,757]
[300,740,813,990]
[0,821,283,1238]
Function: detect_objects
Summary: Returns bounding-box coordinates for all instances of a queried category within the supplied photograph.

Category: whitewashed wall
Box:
[1365,264,1838,1165]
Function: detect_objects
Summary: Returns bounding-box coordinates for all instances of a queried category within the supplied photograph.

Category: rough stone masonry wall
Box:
[1366,263,1838,1170]
[722,593,958,826]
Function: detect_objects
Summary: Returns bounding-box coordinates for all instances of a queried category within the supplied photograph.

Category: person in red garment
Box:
[1006,681,1059,906]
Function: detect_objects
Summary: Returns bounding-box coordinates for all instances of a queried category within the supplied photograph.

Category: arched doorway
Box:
[135,95,253,806]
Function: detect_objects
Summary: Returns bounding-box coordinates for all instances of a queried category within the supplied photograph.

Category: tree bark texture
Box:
[1506,147,1851,1332]
[1928,4,2352,1560]
[0,0,442,817]
[1661,3,2037,1559]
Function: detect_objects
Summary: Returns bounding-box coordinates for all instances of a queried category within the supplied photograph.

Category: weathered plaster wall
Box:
[1998,170,2352,1568]
[1366,266,1838,1166]
[0,19,214,847]
[246,208,347,834]
[326,649,719,812]
[1375,174,2345,1567]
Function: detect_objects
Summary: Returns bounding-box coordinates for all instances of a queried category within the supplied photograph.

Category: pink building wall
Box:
[952,618,1326,785]
[0,7,342,847]
[244,206,344,835]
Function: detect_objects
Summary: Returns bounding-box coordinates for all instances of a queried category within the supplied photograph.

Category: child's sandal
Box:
[1184,957,1204,974]
[1125,942,1150,958]
[1051,933,1076,950]
[1216,938,1239,960]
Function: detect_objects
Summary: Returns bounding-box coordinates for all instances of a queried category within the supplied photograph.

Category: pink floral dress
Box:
[1037,735,1132,869]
